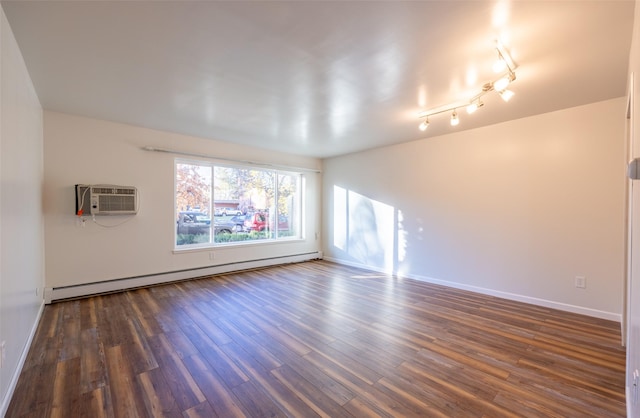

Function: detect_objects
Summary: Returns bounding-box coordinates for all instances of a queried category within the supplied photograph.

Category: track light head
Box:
[493,76,511,92]
[450,110,459,126]
[466,100,484,114]
[499,89,515,102]
[419,118,429,131]
[493,56,507,73]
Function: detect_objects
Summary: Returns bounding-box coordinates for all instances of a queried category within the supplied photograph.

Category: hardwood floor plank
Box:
[417,339,513,380]
[516,358,625,413]
[306,341,383,386]
[22,332,58,371]
[181,354,246,418]
[247,331,356,406]
[181,304,233,346]
[519,346,625,397]
[39,303,62,339]
[122,318,159,376]
[79,386,113,418]
[231,380,288,418]
[137,367,182,418]
[217,340,325,417]
[50,358,82,418]
[240,311,313,356]
[80,328,108,394]
[331,330,408,369]
[177,318,250,388]
[153,297,197,334]
[342,395,406,418]
[504,371,624,418]
[302,350,416,417]
[181,401,218,418]
[491,391,567,418]
[5,260,627,417]
[162,329,200,360]
[533,334,626,369]
[5,363,56,417]
[104,344,147,418]
[297,308,359,340]
[58,301,81,361]
[398,360,519,418]
[214,317,283,371]
[374,375,458,418]
[80,297,98,330]
[270,364,353,418]
[96,296,131,348]
[146,334,206,411]
[125,291,164,337]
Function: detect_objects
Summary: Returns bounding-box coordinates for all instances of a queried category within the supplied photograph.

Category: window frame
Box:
[174,158,304,250]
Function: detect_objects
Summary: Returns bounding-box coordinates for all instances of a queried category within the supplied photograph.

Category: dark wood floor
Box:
[6,260,626,417]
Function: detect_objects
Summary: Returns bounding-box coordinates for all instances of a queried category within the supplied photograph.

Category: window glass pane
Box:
[214,166,275,243]
[277,172,300,238]
[176,163,212,246]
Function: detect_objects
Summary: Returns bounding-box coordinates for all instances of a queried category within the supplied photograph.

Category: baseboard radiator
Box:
[44,251,323,303]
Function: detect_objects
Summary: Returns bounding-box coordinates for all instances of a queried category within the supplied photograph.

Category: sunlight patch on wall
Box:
[397,210,407,263]
[332,185,395,272]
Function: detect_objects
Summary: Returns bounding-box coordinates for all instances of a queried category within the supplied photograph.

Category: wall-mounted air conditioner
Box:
[75,184,138,216]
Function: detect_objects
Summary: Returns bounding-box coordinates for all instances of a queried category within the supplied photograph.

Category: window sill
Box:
[173,236,305,254]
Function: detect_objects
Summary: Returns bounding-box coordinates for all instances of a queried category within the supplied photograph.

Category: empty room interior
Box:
[1,0,640,416]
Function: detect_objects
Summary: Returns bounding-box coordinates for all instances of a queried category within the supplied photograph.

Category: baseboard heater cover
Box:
[44,251,322,303]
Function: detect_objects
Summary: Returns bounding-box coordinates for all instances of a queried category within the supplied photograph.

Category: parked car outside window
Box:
[213,220,235,235]
[177,211,211,235]
[214,207,242,216]
[229,215,247,232]
[177,211,234,235]
[243,212,289,232]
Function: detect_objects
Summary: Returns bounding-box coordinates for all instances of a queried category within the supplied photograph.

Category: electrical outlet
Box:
[633,369,639,404]
[575,276,586,289]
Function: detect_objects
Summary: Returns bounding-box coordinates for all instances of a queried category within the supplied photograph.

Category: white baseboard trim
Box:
[45,251,323,303]
[0,301,45,418]
[324,256,621,322]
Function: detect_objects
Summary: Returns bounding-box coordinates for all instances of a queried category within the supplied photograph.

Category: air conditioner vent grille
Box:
[91,187,136,195]
[98,195,136,212]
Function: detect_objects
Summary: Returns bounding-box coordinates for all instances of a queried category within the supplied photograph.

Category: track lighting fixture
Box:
[418,40,517,130]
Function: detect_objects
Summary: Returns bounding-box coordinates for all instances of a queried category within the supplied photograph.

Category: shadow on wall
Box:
[332,185,408,273]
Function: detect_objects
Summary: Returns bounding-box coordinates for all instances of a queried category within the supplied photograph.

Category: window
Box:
[175,160,302,247]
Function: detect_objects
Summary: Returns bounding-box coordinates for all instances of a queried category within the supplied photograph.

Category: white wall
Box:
[626,1,640,416]
[0,5,44,416]
[43,111,322,291]
[323,98,627,321]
